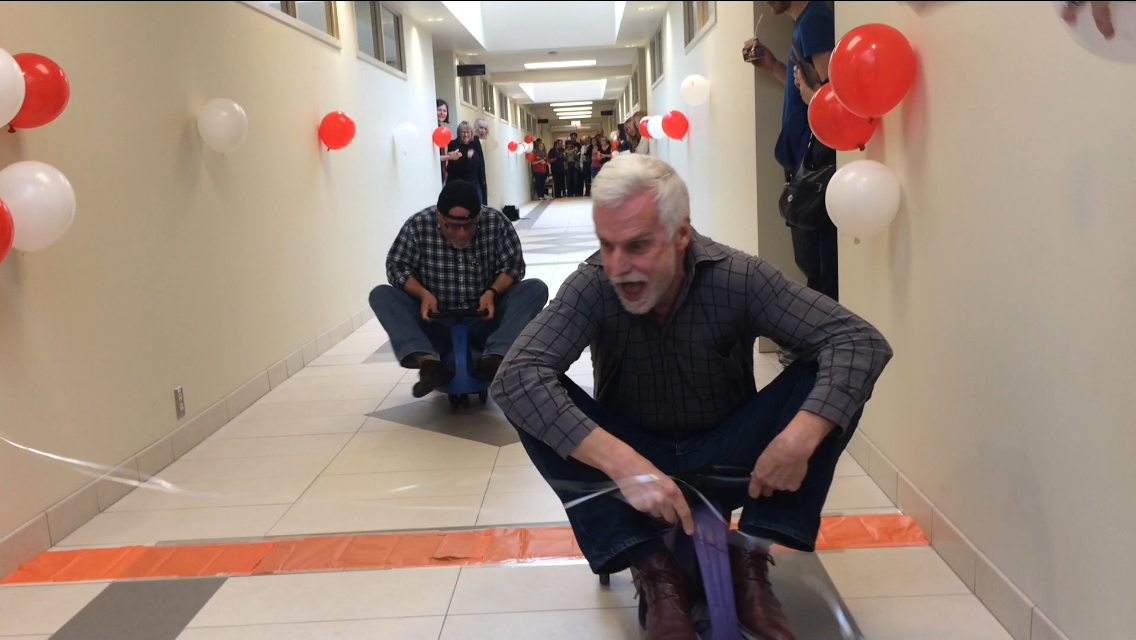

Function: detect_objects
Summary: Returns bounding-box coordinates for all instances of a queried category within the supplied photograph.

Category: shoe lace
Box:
[740,550,776,587]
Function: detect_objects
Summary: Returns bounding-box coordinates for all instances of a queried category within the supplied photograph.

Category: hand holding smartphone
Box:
[789,42,822,90]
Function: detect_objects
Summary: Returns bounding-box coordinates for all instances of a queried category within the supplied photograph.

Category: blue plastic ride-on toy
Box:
[427,308,491,410]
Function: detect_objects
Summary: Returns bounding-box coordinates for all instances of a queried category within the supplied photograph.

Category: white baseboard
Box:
[847,430,1071,640]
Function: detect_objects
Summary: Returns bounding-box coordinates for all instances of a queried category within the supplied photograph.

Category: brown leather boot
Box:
[729,545,796,640]
[630,553,700,640]
[413,358,454,398]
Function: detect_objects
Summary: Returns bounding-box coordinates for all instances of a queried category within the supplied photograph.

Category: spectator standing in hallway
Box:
[591,135,613,181]
[580,135,594,197]
[530,139,550,201]
[745,1,838,304]
[445,122,486,205]
[565,138,582,197]
[474,118,491,206]
[437,99,452,183]
[548,139,568,198]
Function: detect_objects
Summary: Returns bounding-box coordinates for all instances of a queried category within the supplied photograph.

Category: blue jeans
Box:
[514,360,861,575]
[368,279,549,368]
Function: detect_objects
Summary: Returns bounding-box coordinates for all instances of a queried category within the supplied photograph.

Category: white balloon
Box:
[825,160,901,239]
[1055,0,1136,62]
[680,74,711,106]
[393,122,418,153]
[646,115,665,140]
[0,48,24,127]
[0,161,76,252]
[197,98,249,154]
[610,130,620,141]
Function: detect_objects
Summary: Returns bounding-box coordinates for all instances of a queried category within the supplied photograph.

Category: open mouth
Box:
[618,282,647,299]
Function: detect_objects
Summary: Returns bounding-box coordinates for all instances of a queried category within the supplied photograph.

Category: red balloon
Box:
[661,111,689,140]
[432,126,452,148]
[807,84,878,151]
[638,119,652,139]
[524,134,533,144]
[0,199,13,264]
[829,24,916,119]
[525,152,535,162]
[507,141,518,152]
[9,53,70,130]
[319,111,356,150]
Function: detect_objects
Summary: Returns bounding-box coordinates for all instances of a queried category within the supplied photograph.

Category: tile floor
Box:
[0,198,1015,639]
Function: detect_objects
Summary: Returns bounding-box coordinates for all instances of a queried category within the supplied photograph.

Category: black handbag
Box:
[778,135,837,231]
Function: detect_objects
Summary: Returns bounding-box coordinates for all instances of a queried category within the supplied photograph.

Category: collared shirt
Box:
[491,230,893,459]
[386,206,525,311]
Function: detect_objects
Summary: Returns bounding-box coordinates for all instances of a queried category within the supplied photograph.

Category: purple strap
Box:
[671,505,747,640]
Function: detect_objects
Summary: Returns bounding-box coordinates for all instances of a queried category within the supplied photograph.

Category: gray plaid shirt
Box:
[492,230,893,459]
[386,206,525,310]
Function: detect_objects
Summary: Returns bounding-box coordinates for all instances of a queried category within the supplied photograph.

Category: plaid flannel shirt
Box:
[491,230,894,459]
[386,206,526,310]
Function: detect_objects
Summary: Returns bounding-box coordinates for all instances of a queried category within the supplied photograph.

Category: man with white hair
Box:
[474,118,490,206]
[491,154,892,640]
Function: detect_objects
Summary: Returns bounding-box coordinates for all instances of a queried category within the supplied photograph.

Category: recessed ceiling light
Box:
[638,5,656,11]
[425,17,444,22]
[523,60,597,70]
[549,101,593,107]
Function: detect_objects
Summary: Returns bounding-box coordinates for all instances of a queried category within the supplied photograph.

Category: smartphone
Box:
[790,41,822,89]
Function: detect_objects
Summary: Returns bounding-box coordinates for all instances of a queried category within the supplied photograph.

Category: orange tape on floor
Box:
[1,514,926,586]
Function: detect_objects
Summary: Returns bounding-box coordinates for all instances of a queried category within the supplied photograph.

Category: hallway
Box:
[0,200,1013,640]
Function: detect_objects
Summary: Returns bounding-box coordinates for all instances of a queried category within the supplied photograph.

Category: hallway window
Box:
[354,1,404,71]
[267,1,339,37]
[649,27,663,85]
[498,89,508,121]
[482,79,495,115]
[683,1,716,46]
[460,76,478,107]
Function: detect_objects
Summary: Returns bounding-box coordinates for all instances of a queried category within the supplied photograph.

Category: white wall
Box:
[835,3,1136,640]
[0,0,439,541]
[645,0,760,256]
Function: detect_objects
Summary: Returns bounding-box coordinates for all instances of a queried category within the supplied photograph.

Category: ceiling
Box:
[394,0,667,125]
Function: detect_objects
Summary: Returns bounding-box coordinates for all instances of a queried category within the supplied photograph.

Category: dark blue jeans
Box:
[514,360,861,575]
[369,279,549,368]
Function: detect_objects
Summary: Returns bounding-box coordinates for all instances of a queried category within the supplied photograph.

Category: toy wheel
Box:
[478,390,488,405]
[599,573,610,586]
[448,394,461,410]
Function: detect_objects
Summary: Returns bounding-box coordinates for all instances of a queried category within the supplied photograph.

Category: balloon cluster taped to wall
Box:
[0,47,75,263]
[810,24,918,242]
[636,111,690,142]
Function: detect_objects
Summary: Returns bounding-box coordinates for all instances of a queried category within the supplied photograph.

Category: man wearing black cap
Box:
[369,180,548,397]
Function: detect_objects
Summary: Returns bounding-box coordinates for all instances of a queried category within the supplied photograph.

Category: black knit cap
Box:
[437,180,482,220]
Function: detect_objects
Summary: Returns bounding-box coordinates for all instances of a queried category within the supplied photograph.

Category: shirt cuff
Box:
[799,384,857,435]
[547,411,599,459]
[388,271,411,289]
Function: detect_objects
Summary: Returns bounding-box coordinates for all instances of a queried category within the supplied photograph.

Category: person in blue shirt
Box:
[745,2,838,306]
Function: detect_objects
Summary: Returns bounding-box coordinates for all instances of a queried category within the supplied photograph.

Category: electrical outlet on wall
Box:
[174,386,186,419]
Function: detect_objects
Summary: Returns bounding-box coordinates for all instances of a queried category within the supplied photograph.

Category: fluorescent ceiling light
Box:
[554,107,592,113]
[556,110,592,115]
[559,115,592,120]
[524,60,597,70]
[551,101,593,107]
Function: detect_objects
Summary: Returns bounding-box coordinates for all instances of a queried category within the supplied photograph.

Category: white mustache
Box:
[611,273,649,285]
